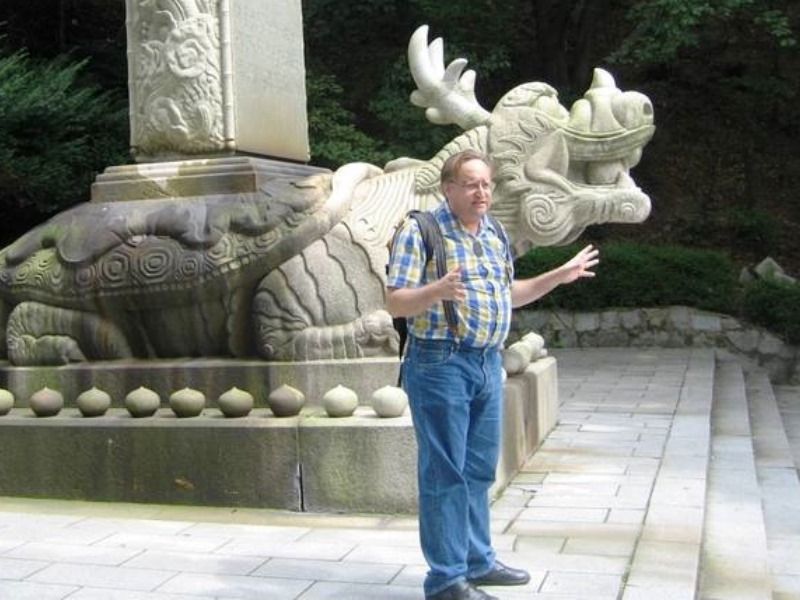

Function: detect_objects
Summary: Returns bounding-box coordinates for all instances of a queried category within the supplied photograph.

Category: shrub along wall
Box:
[512,243,800,383]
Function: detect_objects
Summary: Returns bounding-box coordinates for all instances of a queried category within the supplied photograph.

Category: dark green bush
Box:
[0,50,128,243]
[514,242,739,314]
[741,279,800,344]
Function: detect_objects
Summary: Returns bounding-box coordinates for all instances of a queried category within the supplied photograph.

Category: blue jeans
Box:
[402,337,503,597]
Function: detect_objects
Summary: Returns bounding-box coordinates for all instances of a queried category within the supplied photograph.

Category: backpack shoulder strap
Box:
[487,214,512,261]
[404,211,459,335]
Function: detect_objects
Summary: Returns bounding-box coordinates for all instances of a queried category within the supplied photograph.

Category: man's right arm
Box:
[386,266,464,317]
[385,217,465,318]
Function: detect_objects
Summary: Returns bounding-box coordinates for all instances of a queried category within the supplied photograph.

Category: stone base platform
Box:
[0,358,558,513]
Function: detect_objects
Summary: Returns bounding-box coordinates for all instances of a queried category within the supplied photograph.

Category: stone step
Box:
[622,348,715,600]
[698,358,770,600]
[747,371,800,599]
[775,385,800,473]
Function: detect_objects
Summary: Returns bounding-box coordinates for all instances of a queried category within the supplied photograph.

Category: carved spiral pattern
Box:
[44,260,64,289]
[98,249,131,285]
[177,253,203,281]
[205,235,235,264]
[12,260,32,285]
[617,200,640,222]
[75,265,97,290]
[131,245,175,285]
[524,194,562,232]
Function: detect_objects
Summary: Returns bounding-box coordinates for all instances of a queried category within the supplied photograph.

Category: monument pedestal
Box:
[0,358,558,513]
[91,156,328,203]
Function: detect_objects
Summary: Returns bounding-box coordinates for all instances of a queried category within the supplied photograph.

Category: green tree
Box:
[0,50,128,244]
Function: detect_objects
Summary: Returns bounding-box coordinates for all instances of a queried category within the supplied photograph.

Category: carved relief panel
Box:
[126,0,309,162]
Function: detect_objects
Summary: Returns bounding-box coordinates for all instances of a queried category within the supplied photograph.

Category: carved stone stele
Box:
[125,0,309,162]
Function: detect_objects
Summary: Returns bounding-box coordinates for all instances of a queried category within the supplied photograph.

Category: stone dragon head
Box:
[405,25,655,254]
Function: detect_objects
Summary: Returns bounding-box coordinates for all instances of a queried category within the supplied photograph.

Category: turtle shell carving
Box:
[0,175,335,310]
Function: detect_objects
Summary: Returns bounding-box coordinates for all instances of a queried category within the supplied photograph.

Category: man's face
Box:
[443,159,493,232]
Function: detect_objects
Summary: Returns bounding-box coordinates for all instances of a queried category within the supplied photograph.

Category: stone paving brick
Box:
[297,526,420,548]
[389,564,426,587]
[540,571,622,597]
[532,482,620,497]
[512,548,629,575]
[658,455,709,479]
[253,557,401,583]
[773,574,800,598]
[527,492,647,510]
[510,520,641,539]
[157,572,311,599]
[517,507,608,522]
[0,512,82,529]
[607,508,646,524]
[216,538,355,561]
[68,518,194,535]
[6,542,141,566]
[562,535,636,556]
[0,557,50,580]
[641,505,704,544]
[623,540,698,600]
[0,540,23,554]
[181,522,310,541]
[342,544,426,566]
[68,590,216,599]
[650,477,706,507]
[543,473,653,486]
[96,532,229,553]
[296,581,420,599]
[123,550,264,575]
[0,580,78,600]
[28,563,176,592]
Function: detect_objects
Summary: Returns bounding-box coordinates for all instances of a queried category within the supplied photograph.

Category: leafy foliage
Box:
[515,243,739,314]
[0,49,128,242]
[306,71,393,168]
[742,278,800,344]
[517,241,800,345]
[609,0,797,66]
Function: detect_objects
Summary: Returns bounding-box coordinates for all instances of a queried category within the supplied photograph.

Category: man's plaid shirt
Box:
[386,202,514,348]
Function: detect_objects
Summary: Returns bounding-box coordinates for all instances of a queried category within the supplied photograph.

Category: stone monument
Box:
[0,17,656,512]
[0,24,655,366]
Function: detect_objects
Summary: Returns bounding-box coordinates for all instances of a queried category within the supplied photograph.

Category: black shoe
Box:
[468,560,531,586]
[426,580,499,600]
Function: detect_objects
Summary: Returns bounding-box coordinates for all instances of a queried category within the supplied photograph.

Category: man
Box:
[386,149,599,600]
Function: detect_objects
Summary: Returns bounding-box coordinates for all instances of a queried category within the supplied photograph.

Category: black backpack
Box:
[388,210,510,362]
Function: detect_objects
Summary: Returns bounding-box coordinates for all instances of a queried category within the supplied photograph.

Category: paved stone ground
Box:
[0,348,796,599]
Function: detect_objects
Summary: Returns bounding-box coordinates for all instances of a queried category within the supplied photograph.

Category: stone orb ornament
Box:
[29,387,64,417]
[125,386,161,418]
[323,384,358,418]
[76,387,112,417]
[267,384,305,417]
[217,387,254,418]
[169,387,206,418]
[0,389,14,416]
[370,385,408,418]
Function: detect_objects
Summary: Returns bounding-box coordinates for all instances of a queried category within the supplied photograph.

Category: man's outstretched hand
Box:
[560,244,600,284]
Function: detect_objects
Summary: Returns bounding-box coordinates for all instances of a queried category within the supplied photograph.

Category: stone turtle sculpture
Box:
[0,26,654,365]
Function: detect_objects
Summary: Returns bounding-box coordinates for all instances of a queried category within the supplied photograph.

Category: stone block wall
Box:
[511,306,799,384]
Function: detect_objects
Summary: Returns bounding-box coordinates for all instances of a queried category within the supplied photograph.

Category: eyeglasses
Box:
[454,180,492,194]
[473,239,483,257]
